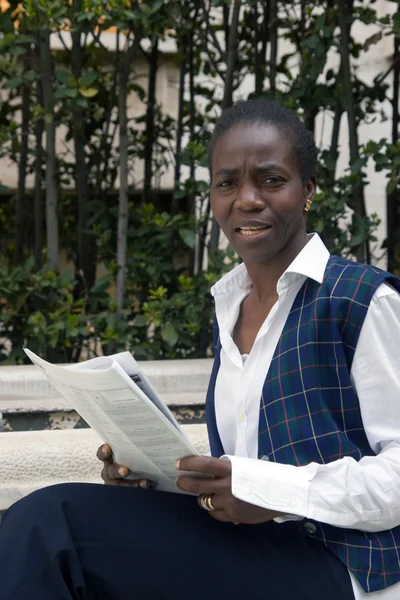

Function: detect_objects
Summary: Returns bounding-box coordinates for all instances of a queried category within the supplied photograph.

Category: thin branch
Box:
[222,0,242,108]
[56,31,70,52]
[374,55,400,86]
[200,0,225,60]
[269,0,278,94]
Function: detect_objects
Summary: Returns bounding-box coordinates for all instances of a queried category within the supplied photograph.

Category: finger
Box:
[101,464,118,483]
[175,456,232,478]
[96,444,113,464]
[176,474,226,495]
[103,462,131,481]
[197,493,225,512]
[105,479,142,488]
[208,510,232,523]
[102,470,155,489]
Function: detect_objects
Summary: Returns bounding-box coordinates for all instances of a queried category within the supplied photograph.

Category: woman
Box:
[1,99,400,600]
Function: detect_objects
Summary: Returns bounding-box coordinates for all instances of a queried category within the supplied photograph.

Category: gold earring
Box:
[304,198,312,212]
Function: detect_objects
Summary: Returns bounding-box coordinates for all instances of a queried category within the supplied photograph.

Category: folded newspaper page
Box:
[24,349,200,494]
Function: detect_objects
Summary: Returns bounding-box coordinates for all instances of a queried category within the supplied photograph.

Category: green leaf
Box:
[15,34,37,45]
[25,255,35,270]
[9,45,27,56]
[79,87,98,98]
[80,71,99,87]
[90,274,112,294]
[179,228,196,249]
[386,179,397,194]
[363,31,382,51]
[24,70,38,83]
[55,70,71,85]
[349,233,366,248]
[59,269,74,287]
[173,189,186,200]
[161,323,178,347]
[75,96,89,109]
[122,10,139,20]
[140,3,152,16]
[151,0,163,12]
[134,314,147,327]
[4,75,23,89]
[54,87,78,99]
[393,13,400,35]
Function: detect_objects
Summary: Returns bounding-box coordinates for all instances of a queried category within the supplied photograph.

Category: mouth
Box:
[235,225,272,237]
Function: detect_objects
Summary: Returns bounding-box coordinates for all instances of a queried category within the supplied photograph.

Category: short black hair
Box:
[208,98,318,183]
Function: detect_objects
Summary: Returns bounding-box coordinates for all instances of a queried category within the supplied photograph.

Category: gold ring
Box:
[199,495,209,511]
[200,494,215,511]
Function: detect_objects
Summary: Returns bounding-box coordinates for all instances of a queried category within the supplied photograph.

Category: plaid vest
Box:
[206,256,400,593]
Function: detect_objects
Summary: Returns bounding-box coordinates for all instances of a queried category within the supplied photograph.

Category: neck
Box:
[245,231,309,304]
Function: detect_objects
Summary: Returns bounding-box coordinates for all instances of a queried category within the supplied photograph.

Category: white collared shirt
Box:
[211,234,400,599]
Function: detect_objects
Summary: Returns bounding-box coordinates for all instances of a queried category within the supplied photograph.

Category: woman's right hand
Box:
[96,444,155,489]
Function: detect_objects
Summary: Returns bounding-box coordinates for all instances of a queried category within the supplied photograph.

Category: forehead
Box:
[212,122,299,174]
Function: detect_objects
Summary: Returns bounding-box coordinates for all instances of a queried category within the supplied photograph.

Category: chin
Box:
[238,249,277,265]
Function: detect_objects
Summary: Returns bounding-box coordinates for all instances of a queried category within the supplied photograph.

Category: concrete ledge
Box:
[0,359,212,413]
[0,425,209,510]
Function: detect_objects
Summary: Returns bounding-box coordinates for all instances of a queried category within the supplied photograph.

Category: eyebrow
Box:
[251,163,283,173]
[214,168,238,177]
[214,163,284,177]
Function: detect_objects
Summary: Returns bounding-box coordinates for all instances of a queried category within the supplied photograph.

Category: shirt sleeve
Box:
[225,283,400,532]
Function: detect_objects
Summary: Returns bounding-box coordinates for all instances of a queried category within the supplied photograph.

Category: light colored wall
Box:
[0,38,179,191]
[1,2,396,268]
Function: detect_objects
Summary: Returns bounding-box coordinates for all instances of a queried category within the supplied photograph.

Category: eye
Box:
[216,179,235,189]
[263,176,284,184]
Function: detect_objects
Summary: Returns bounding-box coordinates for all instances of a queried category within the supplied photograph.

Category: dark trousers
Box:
[0,483,355,600]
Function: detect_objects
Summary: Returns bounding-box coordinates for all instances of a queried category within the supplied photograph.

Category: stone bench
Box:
[0,425,209,511]
[0,358,213,413]
[0,359,212,510]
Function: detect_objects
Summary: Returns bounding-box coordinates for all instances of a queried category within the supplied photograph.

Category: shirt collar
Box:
[211,233,330,298]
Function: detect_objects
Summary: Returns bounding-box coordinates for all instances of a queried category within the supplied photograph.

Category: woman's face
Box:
[210,122,315,264]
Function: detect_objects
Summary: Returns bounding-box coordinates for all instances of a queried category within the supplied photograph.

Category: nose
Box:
[235,182,265,212]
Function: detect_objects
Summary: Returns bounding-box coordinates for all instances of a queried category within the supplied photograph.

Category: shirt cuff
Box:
[222,455,318,518]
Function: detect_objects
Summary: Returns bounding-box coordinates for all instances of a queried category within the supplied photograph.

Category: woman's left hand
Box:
[175,455,282,525]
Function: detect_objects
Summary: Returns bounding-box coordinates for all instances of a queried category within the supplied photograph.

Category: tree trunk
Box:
[188,35,197,276]
[221,0,242,109]
[39,28,59,270]
[171,39,186,216]
[143,38,159,204]
[116,37,141,310]
[330,104,343,169]
[71,24,94,289]
[337,0,369,263]
[387,16,400,273]
[209,0,242,252]
[254,3,269,95]
[268,0,278,94]
[116,66,129,311]
[14,51,30,265]
[304,107,318,136]
[34,39,44,270]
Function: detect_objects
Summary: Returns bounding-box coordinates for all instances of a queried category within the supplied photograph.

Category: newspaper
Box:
[24,349,200,494]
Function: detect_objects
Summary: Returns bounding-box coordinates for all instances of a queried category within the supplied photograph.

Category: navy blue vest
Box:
[206,256,400,593]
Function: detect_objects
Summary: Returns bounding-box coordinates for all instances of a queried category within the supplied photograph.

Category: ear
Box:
[304,176,316,199]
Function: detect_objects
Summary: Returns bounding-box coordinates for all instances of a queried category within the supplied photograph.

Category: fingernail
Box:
[140,480,148,489]
[102,444,110,456]
[174,459,181,470]
[118,466,127,478]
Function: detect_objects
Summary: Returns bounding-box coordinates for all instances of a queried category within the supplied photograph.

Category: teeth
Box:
[238,226,268,236]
